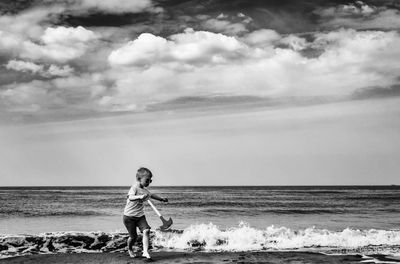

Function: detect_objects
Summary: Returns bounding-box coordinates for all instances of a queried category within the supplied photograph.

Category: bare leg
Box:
[142,229,151,259]
[127,233,137,257]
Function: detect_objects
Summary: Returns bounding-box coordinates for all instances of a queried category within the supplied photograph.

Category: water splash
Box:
[153,222,400,252]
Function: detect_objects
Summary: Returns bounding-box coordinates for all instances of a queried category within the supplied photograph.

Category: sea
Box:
[0,186,400,259]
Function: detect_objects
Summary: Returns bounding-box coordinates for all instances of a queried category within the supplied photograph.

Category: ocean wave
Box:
[1,223,399,259]
[153,223,400,252]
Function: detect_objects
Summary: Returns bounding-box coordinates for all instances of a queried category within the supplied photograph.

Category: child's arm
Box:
[150,193,168,202]
[127,194,148,201]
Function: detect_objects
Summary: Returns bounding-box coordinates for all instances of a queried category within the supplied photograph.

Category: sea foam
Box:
[153,222,400,252]
[1,222,400,258]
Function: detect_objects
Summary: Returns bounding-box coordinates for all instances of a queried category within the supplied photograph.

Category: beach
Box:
[0,251,392,264]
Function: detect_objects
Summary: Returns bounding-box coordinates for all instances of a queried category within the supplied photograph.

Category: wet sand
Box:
[0,251,370,263]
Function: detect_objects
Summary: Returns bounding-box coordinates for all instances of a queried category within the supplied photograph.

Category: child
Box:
[123,167,168,260]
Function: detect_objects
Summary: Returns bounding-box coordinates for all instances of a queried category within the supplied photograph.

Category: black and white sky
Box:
[1,0,400,185]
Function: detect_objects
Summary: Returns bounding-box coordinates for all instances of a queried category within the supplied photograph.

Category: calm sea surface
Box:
[0,186,399,234]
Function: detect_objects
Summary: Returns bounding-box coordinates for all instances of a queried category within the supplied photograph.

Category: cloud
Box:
[2,0,400,119]
[316,1,375,17]
[47,65,74,77]
[0,7,60,60]
[75,0,161,14]
[0,81,52,112]
[3,25,400,115]
[41,26,96,44]
[108,28,247,67]
[5,60,44,74]
[0,6,63,39]
[0,25,96,63]
[35,0,161,15]
[108,33,168,67]
[202,18,247,35]
[20,26,97,62]
[0,73,105,114]
[101,28,400,111]
[197,13,253,36]
[97,95,138,112]
[5,59,74,78]
[0,30,24,57]
[315,1,400,30]
[280,35,308,51]
[352,84,400,100]
[243,29,281,46]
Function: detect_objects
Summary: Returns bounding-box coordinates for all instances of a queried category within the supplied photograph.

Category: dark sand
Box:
[0,251,369,263]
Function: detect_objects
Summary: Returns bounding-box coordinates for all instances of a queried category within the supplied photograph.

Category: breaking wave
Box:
[153,223,400,253]
[1,223,400,259]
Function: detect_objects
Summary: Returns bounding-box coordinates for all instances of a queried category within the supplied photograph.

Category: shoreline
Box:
[0,251,376,264]
[1,229,400,260]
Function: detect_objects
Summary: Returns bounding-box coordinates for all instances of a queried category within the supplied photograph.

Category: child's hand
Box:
[140,194,149,201]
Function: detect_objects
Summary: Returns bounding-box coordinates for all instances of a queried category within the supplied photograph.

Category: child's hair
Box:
[136,167,153,181]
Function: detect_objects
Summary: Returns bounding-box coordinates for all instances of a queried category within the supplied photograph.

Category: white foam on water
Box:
[152,222,400,252]
[1,222,400,259]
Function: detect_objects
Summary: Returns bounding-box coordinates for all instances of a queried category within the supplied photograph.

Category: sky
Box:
[1,0,400,186]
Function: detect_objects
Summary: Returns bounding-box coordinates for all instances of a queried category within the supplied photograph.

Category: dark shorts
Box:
[123,215,151,238]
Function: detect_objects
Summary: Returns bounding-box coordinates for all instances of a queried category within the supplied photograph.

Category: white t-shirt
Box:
[123,183,151,217]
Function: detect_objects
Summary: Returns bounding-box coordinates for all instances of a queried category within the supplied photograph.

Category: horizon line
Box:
[0,184,398,188]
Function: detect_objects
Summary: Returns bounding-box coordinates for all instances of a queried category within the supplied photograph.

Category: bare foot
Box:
[142,251,152,261]
[128,249,138,258]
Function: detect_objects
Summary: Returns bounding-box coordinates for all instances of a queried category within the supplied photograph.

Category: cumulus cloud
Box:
[41,26,96,44]
[0,6,63,40]
[2,0,400,118]
[5,59,74,77]
[108,33,168,67]
[101,28,400,110]
[0,7,62,61]
[5,60,44,74]
[0,30,24,57]
[0,25,96,63]
[3,25,400,114]
[108,29,247,67]
[280,35,308,51]
[0,6,101,115]
[47,65,74,77]
[243,29,281,46]
[315,1,400,30]
[20,26,97,62]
